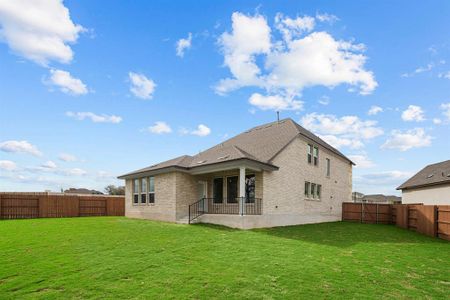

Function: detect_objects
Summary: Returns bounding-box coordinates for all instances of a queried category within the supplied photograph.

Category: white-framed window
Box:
[305,181,322,200]
[148,176,155,204]
[133,179,139,205]
[313,146,319,166]
[307,144,313,164]
[311,183,316,198]
[326,158,331,177]
[140,178,147,204]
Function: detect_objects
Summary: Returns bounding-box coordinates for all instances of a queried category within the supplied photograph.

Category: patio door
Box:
[227,176,238,203]
[197,181,207,212]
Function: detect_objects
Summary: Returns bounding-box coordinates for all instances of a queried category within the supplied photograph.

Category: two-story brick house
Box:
[118,118,353,229]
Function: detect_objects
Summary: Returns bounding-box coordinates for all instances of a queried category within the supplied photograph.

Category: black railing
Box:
[188,197,262,223]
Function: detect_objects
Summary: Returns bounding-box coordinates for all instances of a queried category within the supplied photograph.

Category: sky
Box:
[0,0,449,195]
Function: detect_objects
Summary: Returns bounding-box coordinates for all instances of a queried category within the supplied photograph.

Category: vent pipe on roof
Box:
[277,111,280,123]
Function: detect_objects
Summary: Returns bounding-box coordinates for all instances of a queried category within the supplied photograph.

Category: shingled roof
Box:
[397,160,450,190]
[118,118,353,179]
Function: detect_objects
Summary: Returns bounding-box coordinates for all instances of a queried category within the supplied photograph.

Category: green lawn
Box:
[0,218,449,299]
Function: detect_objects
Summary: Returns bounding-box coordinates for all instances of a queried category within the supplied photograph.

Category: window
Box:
[307,144,313,164]
[245,174,256,203]
[148,176,155,204]
[213,178,223,203]
[140,178,147,204]
[326,158,330,177]
[311,183,316,198]
[133,179,139,204]
[305,181,322,200]
[313,146,319,166]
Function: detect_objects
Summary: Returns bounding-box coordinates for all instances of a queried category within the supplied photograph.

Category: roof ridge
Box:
[232,145,259,161]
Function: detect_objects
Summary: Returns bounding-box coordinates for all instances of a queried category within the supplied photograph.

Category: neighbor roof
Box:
[118,118,353,179]
[397,160,450,190]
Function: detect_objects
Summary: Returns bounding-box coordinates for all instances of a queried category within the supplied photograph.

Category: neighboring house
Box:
[118,118,354,229]
[397,160,450,205]
[64,188,103,195]
[353,193,401,204]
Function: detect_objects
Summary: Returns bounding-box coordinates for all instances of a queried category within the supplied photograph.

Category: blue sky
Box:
[0,0,449,195]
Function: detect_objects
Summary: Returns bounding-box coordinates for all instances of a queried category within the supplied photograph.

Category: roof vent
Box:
[197,160,207,164]
[217,155,229,160]
[447,173,450,177]
[150,164,159,168]
[427,173,434,178]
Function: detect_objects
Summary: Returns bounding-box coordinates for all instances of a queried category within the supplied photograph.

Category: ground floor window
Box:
[213,178,223,203]
[133,179,139,205]
[148,176,155,204]
[245,174,255,203]
[140,178,147,204]
[304,181,322,200]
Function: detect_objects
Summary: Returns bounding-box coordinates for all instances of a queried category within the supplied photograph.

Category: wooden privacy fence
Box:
[0,192,124,220]
[342,202,450,241]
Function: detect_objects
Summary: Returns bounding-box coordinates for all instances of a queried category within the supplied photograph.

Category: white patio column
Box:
[239,166,246,215]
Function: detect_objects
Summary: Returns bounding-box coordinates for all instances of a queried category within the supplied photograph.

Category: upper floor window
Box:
[148,176,155,203]
[133,179,139,205]
[313,146,319,166]
[140,178,147,204]
[307,144,313,164]
[326,158,330,177]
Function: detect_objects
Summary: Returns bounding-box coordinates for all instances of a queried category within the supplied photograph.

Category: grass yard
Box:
[0,218,449,299]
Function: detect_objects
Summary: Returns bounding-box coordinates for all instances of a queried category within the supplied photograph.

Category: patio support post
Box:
[239,166,246,216]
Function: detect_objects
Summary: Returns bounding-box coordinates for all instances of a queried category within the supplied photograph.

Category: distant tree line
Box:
[104,185,125,195]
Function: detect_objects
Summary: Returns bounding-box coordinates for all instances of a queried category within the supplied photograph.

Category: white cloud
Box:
[41,160,57,169]
[147,121,172,134]
[315,13,339,24]
[318,96,330,106]
[275,13,315,41]
[300,113,383,149]
[0,0,84,65]
[0,140,42,156]
[181,124,211,137]
[47,69,88,95]
[191,124,211,136]
[438,71,450,79]
[402,60,445,78]
[176,32,192,57]
[368,105,383,115]
[0,160,17,171]
[440,103,450,121]
[216,12,377,111]
[433,118,442,125]
[65,168,87,176]
[355,170,413,187]
[248,93,303,111]
[58,153,77,162]
[348,154,375,168]
[128,72,156,99]
[66,111,122,124]
[381,128,432,151]
[401,105,425,122]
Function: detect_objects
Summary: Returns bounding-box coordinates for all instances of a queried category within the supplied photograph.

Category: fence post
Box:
[0,194,2,220]
[434,205,438,237]
[376,204,379,224]
[361,202,363,223]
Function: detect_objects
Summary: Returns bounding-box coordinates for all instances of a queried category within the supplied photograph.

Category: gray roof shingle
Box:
[397,160,450,190]
[119,118,353,178]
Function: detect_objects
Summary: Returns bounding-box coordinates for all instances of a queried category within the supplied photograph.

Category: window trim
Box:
[140,177,147,205]
[307,144,313,164]
[313,146,319,166]
[305,181,322,201]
